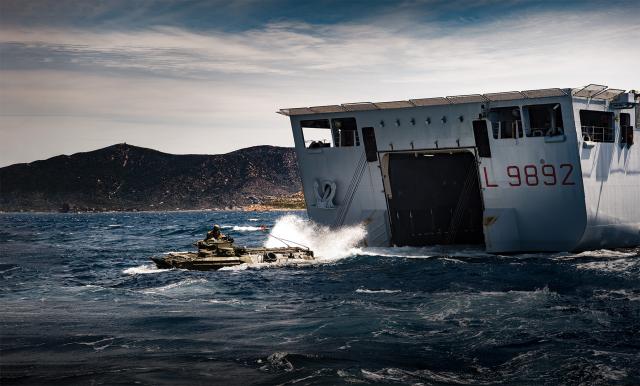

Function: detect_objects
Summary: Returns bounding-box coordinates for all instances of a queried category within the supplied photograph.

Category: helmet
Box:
[213,224,221,231]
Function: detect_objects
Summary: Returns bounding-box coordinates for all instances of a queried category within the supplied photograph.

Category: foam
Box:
[593,289,640,302]
[232,225,265,232]
[221,225,266,231]
[218,259,316,271]
[353,245,489,259]
[123,264,166,275]
[575,258,639,273]
[264,215,366,260]
[218,263,249,271]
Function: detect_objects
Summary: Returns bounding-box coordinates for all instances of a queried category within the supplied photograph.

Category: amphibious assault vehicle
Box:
[150,237,314,271]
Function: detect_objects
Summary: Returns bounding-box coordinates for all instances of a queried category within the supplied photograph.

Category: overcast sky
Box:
[1,0,639,166]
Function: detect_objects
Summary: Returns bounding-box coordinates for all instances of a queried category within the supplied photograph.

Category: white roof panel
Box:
[309,105,346,113]
[373,100,415,109]
[521,88,568,98]
[279,107,314,116]
[484,91,525,101]
[592,88,625,100]
[342,102,378,111]
[409,97,450,106]
[446,94,487,104]
[572,84,607,98]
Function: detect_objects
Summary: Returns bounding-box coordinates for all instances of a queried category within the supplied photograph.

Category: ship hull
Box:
[283,87,640,253]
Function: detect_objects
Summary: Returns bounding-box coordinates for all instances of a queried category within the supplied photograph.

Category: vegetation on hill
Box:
[0,143,304,212]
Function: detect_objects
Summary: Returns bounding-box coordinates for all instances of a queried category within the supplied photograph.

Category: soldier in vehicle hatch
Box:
[206,224,224,241]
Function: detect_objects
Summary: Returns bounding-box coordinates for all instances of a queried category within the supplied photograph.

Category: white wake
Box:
[264,215,366,260]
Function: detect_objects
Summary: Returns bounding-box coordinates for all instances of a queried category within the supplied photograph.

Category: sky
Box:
[1,0,639,167]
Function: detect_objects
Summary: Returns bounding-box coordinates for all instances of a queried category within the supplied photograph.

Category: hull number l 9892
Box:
[482,164,575,187]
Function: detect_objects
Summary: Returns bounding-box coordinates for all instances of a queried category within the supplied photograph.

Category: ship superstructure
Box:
[279,85,639,252]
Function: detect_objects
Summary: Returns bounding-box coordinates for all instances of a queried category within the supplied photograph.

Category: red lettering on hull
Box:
[483,167,498,188]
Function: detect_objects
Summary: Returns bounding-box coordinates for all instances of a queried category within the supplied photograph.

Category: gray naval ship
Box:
[151,228,314,271]
[279,84,639,253]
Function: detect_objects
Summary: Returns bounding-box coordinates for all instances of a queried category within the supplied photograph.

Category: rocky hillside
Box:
[0,143,303,212]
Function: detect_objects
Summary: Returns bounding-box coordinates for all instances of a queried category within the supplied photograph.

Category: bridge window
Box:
[580,110,614,142]
[331,117,360,147]
[301,119,332,148]
[488,107,523,139]
[620,113,633,146]
[525,103,564,137]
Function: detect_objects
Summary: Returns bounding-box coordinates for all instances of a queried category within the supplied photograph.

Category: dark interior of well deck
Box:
[386,152,484,246]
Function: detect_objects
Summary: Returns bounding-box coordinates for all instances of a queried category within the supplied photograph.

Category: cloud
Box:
[2,6,639,82]
[1,4,639,166]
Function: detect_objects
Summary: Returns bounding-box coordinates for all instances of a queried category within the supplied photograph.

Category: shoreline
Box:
[0,207,306,215]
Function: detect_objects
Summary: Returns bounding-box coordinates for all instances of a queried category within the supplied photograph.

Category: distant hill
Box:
[0,143,303,212]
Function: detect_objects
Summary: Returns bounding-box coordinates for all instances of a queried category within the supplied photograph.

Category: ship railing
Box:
[581,126,614,143]
[530,127,565,137]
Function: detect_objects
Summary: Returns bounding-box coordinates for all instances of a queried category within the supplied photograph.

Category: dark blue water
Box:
[1,211,639,385]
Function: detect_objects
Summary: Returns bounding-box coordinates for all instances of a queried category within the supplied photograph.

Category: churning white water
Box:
[264,215,366,260]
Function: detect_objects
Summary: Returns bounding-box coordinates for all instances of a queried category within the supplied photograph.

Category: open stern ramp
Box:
[382,150,484,246]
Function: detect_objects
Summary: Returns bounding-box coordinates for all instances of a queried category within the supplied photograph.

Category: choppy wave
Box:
[143,278,208,294]
[355,288,402,294]
[2,211,639,385]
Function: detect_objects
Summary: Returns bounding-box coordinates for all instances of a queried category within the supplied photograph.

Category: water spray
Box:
[267,233,311,250]
[264,215,366,260]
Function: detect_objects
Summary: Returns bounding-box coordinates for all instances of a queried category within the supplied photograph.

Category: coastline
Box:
[0,193,307,214]
[0,207,306,215]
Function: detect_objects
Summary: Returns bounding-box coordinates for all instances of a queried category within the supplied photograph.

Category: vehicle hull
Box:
[151,247,314,271]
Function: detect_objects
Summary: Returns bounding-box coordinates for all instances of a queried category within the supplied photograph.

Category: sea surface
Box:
[1,211,639,385]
